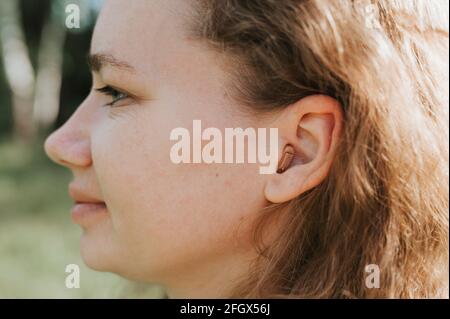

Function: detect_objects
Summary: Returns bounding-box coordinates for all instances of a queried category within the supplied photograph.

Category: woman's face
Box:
[44,0,272,295]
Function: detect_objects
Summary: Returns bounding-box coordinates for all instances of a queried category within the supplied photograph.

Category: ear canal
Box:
[276,144,295,174]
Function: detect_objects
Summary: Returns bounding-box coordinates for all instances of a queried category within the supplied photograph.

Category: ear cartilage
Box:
[276,144,295,174]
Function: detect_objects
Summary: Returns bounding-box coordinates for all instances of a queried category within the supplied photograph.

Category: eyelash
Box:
[95,85,130,107]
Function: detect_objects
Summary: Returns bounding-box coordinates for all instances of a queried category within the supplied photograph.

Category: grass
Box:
[0,136,163,298]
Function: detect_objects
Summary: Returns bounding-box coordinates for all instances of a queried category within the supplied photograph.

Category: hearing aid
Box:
[276,144,295,174]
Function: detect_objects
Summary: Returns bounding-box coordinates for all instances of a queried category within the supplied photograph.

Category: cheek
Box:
[91,112,266,274]
[91,114,169,237]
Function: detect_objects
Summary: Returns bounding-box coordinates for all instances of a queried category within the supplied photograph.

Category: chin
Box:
[79,230,118,273]
[78,230,146,282]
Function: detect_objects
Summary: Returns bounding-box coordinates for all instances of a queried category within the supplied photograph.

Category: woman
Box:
[44,0,449,298]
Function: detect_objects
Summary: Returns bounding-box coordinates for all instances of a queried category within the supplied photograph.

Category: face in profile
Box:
[44,0,447,299]
[44,0,280,297]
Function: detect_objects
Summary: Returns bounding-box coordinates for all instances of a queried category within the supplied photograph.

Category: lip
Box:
[68,184,108,225]
[71,202,108,225]
[68,184,105,204]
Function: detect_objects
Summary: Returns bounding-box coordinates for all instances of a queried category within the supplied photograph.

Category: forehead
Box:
[91,0,194,74]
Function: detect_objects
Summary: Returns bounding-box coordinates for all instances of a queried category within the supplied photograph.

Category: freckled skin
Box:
[44,0,274,297]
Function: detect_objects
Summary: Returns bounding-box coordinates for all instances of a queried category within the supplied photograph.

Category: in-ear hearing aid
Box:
[277,144,295,174]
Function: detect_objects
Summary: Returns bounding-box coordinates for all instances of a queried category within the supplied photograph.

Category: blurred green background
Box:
[0,0,162,298]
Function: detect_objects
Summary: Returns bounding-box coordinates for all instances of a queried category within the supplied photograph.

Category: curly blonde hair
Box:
[191,0,449,298]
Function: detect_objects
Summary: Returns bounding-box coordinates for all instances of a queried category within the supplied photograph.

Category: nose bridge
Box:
[44,102,93,168]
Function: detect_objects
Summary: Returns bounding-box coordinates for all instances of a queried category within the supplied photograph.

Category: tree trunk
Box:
[33,0,67,131]
[0,0,36,141]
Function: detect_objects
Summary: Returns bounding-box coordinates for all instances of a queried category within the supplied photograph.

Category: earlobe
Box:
[263,95,343,204]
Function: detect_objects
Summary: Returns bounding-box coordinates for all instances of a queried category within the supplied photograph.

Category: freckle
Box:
[215,173,219,177]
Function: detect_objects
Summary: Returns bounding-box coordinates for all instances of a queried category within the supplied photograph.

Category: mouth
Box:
[68,184,109,225]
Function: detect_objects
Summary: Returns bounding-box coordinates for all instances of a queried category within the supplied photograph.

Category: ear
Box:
[264,95,344,203]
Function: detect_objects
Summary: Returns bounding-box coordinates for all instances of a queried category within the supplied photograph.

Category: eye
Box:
[95,85,130,107]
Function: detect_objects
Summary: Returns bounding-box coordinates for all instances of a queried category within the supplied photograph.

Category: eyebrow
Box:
[87,53,135,73]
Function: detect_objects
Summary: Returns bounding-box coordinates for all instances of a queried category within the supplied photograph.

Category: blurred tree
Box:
[0,0,98,142]
[32,0,67,130]
[0,0,36,141]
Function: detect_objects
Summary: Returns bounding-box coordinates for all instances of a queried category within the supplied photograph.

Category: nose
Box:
[44,111,92,169]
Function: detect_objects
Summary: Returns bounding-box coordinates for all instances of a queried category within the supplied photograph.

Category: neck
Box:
[164,250,258,298]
